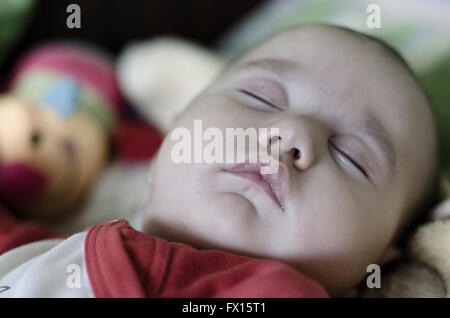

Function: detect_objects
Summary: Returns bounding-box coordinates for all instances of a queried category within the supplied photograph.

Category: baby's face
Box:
[146,26,436,296]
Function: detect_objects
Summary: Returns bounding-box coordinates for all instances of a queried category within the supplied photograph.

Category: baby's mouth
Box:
[222,161,287,211]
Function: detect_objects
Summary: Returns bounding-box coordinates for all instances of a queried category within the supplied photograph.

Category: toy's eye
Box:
[30,131,42,148]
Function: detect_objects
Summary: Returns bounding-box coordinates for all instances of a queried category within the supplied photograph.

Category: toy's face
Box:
[0,96,107,221]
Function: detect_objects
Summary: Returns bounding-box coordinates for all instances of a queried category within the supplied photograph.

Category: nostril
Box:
[30,131,43,149]
[270,135,281,145]
[291,148,301,160]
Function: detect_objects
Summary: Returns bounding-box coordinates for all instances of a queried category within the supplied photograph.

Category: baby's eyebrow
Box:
[359,114,396,170]
[238,58,301,78]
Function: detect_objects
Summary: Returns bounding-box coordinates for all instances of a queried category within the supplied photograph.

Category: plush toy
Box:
[50,37,224,232]
[45,37,220,233]
[117,37,225,133]
[0,42,123,222]
[362,196,450,298]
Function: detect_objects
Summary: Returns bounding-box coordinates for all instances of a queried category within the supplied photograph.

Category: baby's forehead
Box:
[232,27,417,107]
[237,25,399,71]
[231,26,428,117]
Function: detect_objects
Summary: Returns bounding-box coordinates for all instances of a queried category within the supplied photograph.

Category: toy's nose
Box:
[0,162,48,201]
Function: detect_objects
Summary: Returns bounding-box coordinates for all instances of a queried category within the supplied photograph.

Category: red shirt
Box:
[0,206,328,298]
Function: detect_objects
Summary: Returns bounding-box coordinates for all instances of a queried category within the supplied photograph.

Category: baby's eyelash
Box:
[238,89,283,110]
[328,141,369,179]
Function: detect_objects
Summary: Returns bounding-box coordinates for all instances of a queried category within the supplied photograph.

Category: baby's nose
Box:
[269,116,325,171]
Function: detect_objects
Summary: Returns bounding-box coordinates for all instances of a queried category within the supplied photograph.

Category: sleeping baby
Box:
[0,24,439,298]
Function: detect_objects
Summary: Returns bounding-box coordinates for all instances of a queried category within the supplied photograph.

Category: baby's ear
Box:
[378,245,402,266]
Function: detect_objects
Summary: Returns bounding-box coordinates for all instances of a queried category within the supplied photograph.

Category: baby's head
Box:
[145,24,438,296]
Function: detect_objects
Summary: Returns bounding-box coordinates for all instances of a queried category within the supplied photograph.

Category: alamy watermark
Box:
[170,120,280,174]
[66,263,81,289]
[366,264,381,289]
[366,4,381,29]
[66,4,81,29]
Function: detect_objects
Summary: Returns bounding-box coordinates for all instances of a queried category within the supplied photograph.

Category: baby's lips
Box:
[0,162,48,202]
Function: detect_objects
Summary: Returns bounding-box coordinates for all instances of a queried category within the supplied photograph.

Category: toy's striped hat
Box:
[9,42,123,133]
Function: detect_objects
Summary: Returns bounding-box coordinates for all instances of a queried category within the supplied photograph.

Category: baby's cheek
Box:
[313,199,393,289]
[293,176,379,255]
[281,198,378,297]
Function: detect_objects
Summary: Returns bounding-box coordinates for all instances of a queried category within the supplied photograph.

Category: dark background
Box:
[2,0,264,73]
